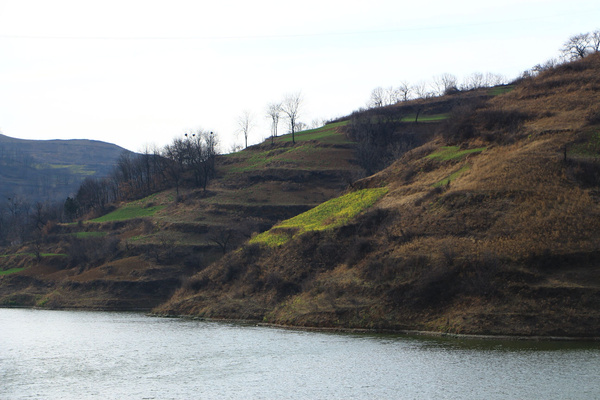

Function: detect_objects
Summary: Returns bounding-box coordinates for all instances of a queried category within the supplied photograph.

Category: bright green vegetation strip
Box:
[488,85,515,96]
[91,204,165,222]
[0,267,25,276]
[33,164,96,175]
[0,253,66,260]
[72,231,107,239]
[433,165,471,187]
[251,187,388,247]
[227,147,300,172]
[275,121,351,144]
[1,253,66,258]
[426,146,486,161]
[227,144,338,173]
[401,113,450,123]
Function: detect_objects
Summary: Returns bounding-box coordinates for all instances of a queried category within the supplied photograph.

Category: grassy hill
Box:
[0,134,131,204]
[155,54,600,337]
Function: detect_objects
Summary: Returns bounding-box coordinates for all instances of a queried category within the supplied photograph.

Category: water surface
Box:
[1,309,598,399]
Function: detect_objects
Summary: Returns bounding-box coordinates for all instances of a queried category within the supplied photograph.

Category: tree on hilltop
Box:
[561,30,600,60]
[266,102,282,145]
[281,92,303,144]
[237,110,254,149]
[562,33,591,60]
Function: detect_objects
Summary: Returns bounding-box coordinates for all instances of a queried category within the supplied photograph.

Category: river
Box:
[1,309,599,399]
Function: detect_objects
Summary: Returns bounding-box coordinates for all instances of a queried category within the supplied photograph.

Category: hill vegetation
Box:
[2,47,600,338]
[156,54,600,337]
[0,123,362,310]
[0,134,130,205]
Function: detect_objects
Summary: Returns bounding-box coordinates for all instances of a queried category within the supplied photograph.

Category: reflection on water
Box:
[0,309,598,400]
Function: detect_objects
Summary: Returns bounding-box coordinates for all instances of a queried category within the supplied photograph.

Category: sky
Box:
[1,0,599,153]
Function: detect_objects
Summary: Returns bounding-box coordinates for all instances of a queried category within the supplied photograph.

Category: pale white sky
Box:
[0,0,599,152]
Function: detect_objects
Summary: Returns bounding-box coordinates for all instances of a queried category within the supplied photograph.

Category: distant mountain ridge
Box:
[0,133,131,204]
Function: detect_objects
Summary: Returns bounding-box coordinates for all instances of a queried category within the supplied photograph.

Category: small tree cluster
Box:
[561,30,600,60]
[236,92,304,149]
[346,108,428,174]
[0,196,61,246]
[367,72,507,108]
[519,29,600,79]
[161,130,217,196]
[68,130,219,218]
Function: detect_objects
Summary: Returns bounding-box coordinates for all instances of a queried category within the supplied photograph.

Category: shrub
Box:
[477,108,531,133]
[345,238,374,267]
[566,159,600,187]
[586,108,600,125]
[182,274,210,292]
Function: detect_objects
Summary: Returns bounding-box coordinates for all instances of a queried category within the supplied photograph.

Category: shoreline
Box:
[151,312,600,342]
[2,306,599,341]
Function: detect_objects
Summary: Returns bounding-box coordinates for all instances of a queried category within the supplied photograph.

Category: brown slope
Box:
[156,54,600,337]
[0,125,364,310]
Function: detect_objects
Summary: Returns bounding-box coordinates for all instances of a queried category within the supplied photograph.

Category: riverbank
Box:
[151,312,600,342]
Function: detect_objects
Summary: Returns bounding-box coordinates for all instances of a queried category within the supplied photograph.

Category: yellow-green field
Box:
[250,187,388,247]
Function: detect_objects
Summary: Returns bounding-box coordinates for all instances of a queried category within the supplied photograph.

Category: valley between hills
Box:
[2,54,600,338]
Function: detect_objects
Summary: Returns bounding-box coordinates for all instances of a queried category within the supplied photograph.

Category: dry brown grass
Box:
[158,55,600,336]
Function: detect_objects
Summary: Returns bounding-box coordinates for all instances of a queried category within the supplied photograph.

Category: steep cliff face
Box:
[156,55,600,337]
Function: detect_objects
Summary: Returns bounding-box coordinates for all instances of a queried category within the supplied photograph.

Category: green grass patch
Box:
[275,121,351,144]
[250,187,388,247]
[433,164,471,187]
[72,231,107,239]
[0,267,25,276]
[401,113,450,123]
[426,146,486,161]
[225,144,341,174]
[33,163,96,175]
[0,253,67,259]
[488,85,515,96]
[90,204,165,223]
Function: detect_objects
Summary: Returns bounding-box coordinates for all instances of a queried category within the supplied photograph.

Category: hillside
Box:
[2,54,600,337]
[156,55,600,337]
[0,124,364,309]
[0,134,131,204]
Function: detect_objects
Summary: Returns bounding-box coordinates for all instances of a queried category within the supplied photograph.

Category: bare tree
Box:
[368,87,385,108]
[209,226,236,255]
[412,81,431,99]
[398,81,412,101]
[237,110,254,149]
[461,72,485,90]
[561,33,591,60]
[432,73,458,96]
[385,86,402,105]
[369,86,401,108]
[590,30,600,53]
[281,92,303,144]
[200,131,218,191]
[295,121,308,132]
[530,58,559,75]
[161,138,187,198]
[266,102,282,145]
[484,72,507,87]
[310,118,325,129]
